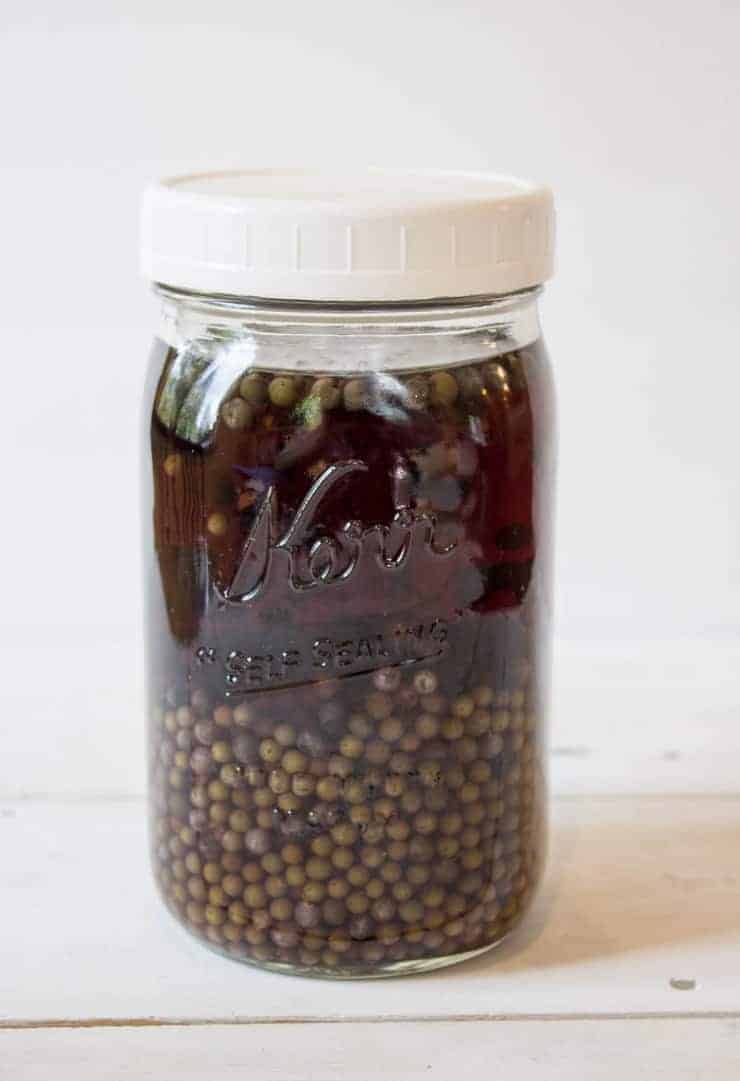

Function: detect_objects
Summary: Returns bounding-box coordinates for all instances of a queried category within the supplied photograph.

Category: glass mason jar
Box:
[141,170,556,977]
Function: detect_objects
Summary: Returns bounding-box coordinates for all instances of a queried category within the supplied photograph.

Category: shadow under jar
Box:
[141,169,556,978]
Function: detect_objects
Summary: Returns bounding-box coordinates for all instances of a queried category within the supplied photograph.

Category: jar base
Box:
[182,923,515,980]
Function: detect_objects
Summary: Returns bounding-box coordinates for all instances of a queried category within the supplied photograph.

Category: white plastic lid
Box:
[141,168,554,303]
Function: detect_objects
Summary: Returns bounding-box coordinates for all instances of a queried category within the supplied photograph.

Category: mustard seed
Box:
[281,748,307,773]
[310,378,341,410]
[429,370,459,406]
[328,877,350,899]
[268,768,290,795]
[346,892,370,915]
[291,773,315,797]
[221,398,254,431]
[274,724,296,747]
[331,847,354,871]
[232,703,252,727]
[378,717,403,743]
[259,738,281,763]
[207,512,228,537]
[163,453,182,478]
[339,735,364,759]
[211,740,233,764]
[302,881,327,904]
[306,857,331,881]
[413,670,438,695]
[239,372,267,405]
[268,376,297,408]
[277,793,301,814]
[205,905,225,926]
[285,866,306,888]
[316,776,341,801]
[441,718,465,740]
[265,875,287,898]
[347,865,370,888]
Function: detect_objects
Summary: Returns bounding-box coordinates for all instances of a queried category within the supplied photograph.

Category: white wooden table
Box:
[2,641,739,1078]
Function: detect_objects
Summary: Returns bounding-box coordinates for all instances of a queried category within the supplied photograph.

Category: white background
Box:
[1,0,738,797]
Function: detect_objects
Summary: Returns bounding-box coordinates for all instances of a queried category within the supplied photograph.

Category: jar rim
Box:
[153,285,543,375]
[154,282,543,324]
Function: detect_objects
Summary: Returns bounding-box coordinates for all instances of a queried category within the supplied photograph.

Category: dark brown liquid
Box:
[145,344,553,976]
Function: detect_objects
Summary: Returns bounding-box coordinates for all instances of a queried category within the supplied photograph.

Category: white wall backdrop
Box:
[1,0,738,796]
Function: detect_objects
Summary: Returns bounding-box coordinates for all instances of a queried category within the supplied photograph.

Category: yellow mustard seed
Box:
[328,877,350,899]
[268,376,297,409]
[163,453,182,478]
[306,857,332,881]
[429,370,459,406]
[205,905,225,926]
[274,724,296,747]
[311,377,341,410]
[311,835,333,858]
[207,512,228,537]
[259,738,281,763]
[303,881,326,904]
[211,740,232,764]
[239,372,268,405]
[285,866,306,888]
[221,398,254,431]
[346,892,369,915]
[339,735,364,759]
[316,776,341,801]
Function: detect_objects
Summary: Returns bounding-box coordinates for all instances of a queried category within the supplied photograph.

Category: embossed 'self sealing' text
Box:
[222,617,453,692]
